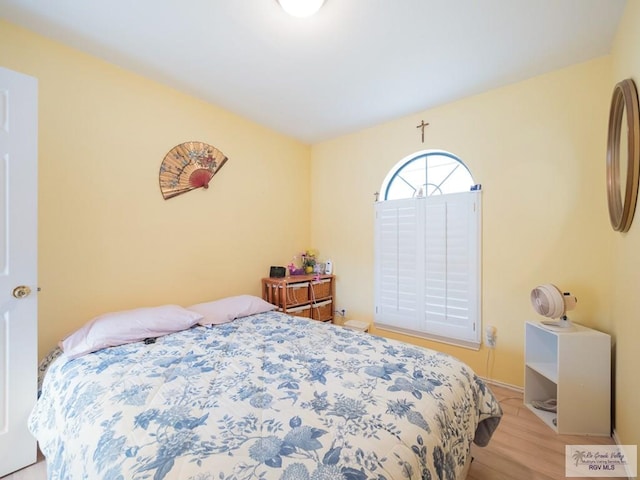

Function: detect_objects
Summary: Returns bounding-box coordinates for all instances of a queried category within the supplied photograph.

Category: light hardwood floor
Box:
[468,383,622,480]
[1,451,45,480]
[2,384,623,480]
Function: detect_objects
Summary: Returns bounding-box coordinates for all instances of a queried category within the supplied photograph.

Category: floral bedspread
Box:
[30,312,501,480]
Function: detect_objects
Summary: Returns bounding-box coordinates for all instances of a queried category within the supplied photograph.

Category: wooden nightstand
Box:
[262,274,335,322]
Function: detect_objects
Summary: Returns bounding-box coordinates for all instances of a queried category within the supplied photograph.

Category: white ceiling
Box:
[0,0,627,144]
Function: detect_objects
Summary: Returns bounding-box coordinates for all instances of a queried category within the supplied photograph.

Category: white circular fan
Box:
[530,284,577,329]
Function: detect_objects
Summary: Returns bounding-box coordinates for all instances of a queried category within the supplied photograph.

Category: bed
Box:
[30,309,502,480]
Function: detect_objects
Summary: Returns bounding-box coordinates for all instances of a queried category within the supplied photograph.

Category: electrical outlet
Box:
[485,325,497,348]
[335,308,347,318]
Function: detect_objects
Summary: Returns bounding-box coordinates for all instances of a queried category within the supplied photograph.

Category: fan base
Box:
[540,319,574,332]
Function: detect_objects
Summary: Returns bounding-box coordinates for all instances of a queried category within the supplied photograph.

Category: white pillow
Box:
[188,295,276,325]
[60,305,203,359]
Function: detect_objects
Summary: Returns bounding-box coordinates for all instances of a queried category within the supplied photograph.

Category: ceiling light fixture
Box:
[277,0,325,18]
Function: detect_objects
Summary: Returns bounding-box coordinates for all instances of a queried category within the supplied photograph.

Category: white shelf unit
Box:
[524,321,611,436]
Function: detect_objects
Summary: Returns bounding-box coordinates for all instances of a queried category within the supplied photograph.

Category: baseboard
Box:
[612,429,636,480]
[480,377,523,393]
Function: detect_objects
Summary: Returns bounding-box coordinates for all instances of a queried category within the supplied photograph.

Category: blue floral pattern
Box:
[29,312,501,480]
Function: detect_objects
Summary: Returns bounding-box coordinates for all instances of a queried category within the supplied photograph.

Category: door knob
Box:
[12,285,31,299]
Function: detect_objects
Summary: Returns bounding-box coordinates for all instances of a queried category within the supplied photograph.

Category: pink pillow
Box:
[60,305,203,359]
[188,295,276,325]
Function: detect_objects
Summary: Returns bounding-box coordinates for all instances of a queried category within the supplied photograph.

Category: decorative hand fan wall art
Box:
[159,141,228,200]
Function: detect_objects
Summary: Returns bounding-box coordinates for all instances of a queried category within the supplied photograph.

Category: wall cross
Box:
[416,120,430,143]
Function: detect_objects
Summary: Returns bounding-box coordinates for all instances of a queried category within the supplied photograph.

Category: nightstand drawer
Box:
[311,299,332,322]
[285,304,311,318]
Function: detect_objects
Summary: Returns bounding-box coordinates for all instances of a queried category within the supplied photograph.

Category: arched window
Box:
[374,150,481,348]
[381,150,475,200]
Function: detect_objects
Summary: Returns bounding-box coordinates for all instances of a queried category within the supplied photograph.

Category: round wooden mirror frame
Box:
[607,78,640,232]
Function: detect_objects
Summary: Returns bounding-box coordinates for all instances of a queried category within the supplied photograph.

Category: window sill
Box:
[374,323,481,351]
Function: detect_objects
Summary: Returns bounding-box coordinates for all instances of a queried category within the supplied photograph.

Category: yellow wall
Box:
[3,8,638,447]
[0,20,311,358]
[610,0,640,449]
[314,6,640,445]
[312,57,613,386]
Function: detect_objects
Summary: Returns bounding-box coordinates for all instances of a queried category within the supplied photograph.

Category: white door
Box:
[0,66,38,476]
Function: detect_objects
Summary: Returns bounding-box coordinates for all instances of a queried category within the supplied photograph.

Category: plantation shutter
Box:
[374,191,481,348]
[374,198,421,331]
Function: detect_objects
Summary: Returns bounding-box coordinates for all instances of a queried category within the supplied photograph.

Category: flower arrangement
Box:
[288,249,318,275]
[301,249,317,273]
